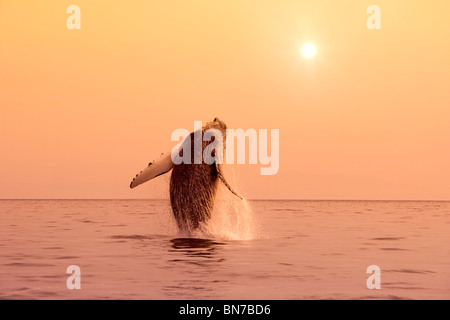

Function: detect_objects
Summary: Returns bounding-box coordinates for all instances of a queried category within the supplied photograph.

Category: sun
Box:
[301,43,317,59]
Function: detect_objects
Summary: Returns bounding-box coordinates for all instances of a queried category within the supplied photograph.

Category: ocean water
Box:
[0,199,449,300]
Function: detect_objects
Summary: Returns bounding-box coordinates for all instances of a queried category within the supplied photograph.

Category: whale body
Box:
[130,118,242,232]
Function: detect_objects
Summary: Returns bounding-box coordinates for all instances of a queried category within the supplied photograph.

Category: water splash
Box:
[171,165,256,240]
[200,174,255,241]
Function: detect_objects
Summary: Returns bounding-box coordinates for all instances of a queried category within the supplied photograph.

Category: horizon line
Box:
[0,198,449,202]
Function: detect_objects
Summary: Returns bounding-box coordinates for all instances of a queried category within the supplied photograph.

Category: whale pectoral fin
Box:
[215,163,244,200]
[130,152,173,189]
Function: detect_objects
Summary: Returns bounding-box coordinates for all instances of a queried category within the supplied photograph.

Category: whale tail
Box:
[130,152,173,189]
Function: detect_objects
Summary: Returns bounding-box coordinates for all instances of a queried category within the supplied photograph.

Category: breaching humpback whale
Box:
[130,118,243,232]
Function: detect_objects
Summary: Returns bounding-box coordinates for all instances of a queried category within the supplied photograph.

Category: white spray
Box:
[199,166,255,240]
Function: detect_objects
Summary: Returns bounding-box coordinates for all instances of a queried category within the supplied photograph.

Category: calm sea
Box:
[0,199,449,299]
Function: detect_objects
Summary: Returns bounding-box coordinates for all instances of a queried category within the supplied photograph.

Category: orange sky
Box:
[1,1,449,200]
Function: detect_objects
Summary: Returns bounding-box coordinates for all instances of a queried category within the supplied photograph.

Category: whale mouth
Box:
[211,117,227,131]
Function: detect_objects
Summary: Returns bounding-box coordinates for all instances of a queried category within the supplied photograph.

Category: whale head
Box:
[207,117,227,131]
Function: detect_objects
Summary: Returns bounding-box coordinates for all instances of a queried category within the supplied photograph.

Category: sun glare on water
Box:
[301,43,317,59]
